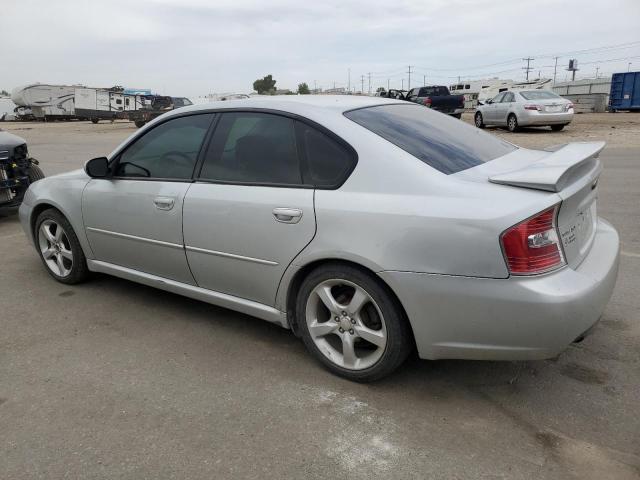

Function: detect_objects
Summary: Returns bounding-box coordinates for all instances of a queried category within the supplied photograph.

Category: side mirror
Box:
[85,157,110,178]
[485,99,492,104]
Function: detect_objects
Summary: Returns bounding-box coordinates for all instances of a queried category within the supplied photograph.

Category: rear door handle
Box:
[153,197,175,211]
[273,208,303,224]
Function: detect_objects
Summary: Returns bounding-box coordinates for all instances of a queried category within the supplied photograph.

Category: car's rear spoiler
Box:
[488,141,605,192]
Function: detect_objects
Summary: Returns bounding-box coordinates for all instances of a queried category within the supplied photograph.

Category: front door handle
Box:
[153,197,175,211]
[273,207,303,224]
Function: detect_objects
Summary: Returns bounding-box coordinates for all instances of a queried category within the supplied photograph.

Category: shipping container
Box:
[609,71,640,111]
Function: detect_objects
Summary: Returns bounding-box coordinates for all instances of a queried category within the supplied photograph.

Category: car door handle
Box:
[273,208,303,224]
[153,197,175,211]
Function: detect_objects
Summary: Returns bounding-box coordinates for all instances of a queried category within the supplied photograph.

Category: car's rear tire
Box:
[475,112,485,128]
[295,263,413,382]
[551,124,566,131]
[35,209,89,284]
[452,113,462,119]
[507,114,519,132]
[134,120,146,128]
[91,118,99,124]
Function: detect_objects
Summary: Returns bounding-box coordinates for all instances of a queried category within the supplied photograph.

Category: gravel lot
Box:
[1,115,639,479]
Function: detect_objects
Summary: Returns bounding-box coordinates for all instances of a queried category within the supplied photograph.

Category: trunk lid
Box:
[455,142,605,269]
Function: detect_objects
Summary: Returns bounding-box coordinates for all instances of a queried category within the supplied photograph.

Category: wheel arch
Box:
[281,257,416,350]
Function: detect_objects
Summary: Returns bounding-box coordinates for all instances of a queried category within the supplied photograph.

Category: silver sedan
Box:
[19,96,618,381]
[475,89,574,132]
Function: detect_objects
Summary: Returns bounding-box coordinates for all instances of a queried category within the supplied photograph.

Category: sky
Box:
[2,0,640,98]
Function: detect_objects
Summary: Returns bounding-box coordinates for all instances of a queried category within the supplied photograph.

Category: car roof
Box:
[166,95,405,119]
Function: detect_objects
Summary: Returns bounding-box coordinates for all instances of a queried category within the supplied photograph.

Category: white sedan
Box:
[475,90,574,132]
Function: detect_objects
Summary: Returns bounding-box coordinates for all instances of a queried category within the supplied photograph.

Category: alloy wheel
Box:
[38,219,73,277]
[305,279,387,370]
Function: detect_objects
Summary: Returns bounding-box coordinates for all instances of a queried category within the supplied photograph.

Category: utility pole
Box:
[423,74,426,86]
[314,80,317,92]
[628,62,632,72]
[387,78,390,91]
[553,56,559,86]
[401,78,404,90]
[360,75,365,94]
[367,72,371,95]
[348,68,351,93]
[522,57,534,81]
[595,66,600,78]
[406,66,413,90]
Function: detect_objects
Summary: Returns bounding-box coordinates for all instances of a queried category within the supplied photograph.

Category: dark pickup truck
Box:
[405,86,465,118]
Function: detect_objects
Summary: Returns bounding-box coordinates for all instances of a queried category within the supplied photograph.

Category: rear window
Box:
[419,87,448,96]
[344,104,517,175]
[519,90,560,100]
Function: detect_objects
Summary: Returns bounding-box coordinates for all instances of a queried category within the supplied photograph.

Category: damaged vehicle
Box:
[0,130,44,214]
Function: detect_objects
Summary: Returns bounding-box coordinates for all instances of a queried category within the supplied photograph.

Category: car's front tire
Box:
[551,124,566,131]
[35,209,89,284]
[296,263,412,382]
[475,112,485,128]
[507,113,519,132]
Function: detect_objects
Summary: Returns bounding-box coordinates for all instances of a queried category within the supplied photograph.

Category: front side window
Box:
[115,114,213,179]
[492,92,506,103]
[344,104,516,175]
[199,112,302,185]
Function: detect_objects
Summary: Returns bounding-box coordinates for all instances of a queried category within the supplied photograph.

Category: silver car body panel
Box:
[183,183,316,306]
[19,96,619,361]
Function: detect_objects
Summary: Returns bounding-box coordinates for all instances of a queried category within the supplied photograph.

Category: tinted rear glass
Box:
[344,104,516,175]
[419,87,448,96]
[519,90,560,100]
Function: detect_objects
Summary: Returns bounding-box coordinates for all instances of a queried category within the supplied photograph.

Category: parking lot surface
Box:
[1,117,639,479]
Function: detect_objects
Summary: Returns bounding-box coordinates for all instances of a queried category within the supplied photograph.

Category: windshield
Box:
[519,90,560,100]
[344,104,516,175]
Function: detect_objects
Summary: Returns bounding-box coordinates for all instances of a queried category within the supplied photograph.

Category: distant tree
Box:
[253,75,277,94]
[0,89,9,96]
[297,83,310,95]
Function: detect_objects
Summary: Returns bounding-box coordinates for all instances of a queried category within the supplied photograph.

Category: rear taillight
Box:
[524,104,541,111]
[500,205,565,275]
[423,97,432,107]
[565,103,574,111]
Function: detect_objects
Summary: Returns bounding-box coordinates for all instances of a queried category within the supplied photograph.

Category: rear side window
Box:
[419,87,448,96]
[199,112,303,185]
[297,123,356,187]
[344,104,516,175]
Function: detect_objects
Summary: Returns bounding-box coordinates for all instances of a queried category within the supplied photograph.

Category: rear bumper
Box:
[519,110,573,126]
[379,218,619,360]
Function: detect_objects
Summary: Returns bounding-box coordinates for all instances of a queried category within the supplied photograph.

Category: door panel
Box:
[83,179,195,284]
[183,184,314,305]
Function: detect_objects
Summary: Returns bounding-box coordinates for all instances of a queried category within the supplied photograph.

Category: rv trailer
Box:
[74,88,149,123]
[11,84,77,120]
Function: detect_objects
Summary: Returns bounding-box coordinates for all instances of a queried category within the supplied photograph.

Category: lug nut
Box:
[335,316,339,321]
[349,329,354,335]
[342,311,347,316]
[350,318,356,324]
[339,328,344,333]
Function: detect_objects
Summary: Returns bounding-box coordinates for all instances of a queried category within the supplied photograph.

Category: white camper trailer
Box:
[74,88,149,123]
[11,84,77,120]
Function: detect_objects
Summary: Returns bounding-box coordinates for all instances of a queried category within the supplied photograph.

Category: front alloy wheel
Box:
[38,219,73,277]
[35,209,89,284]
